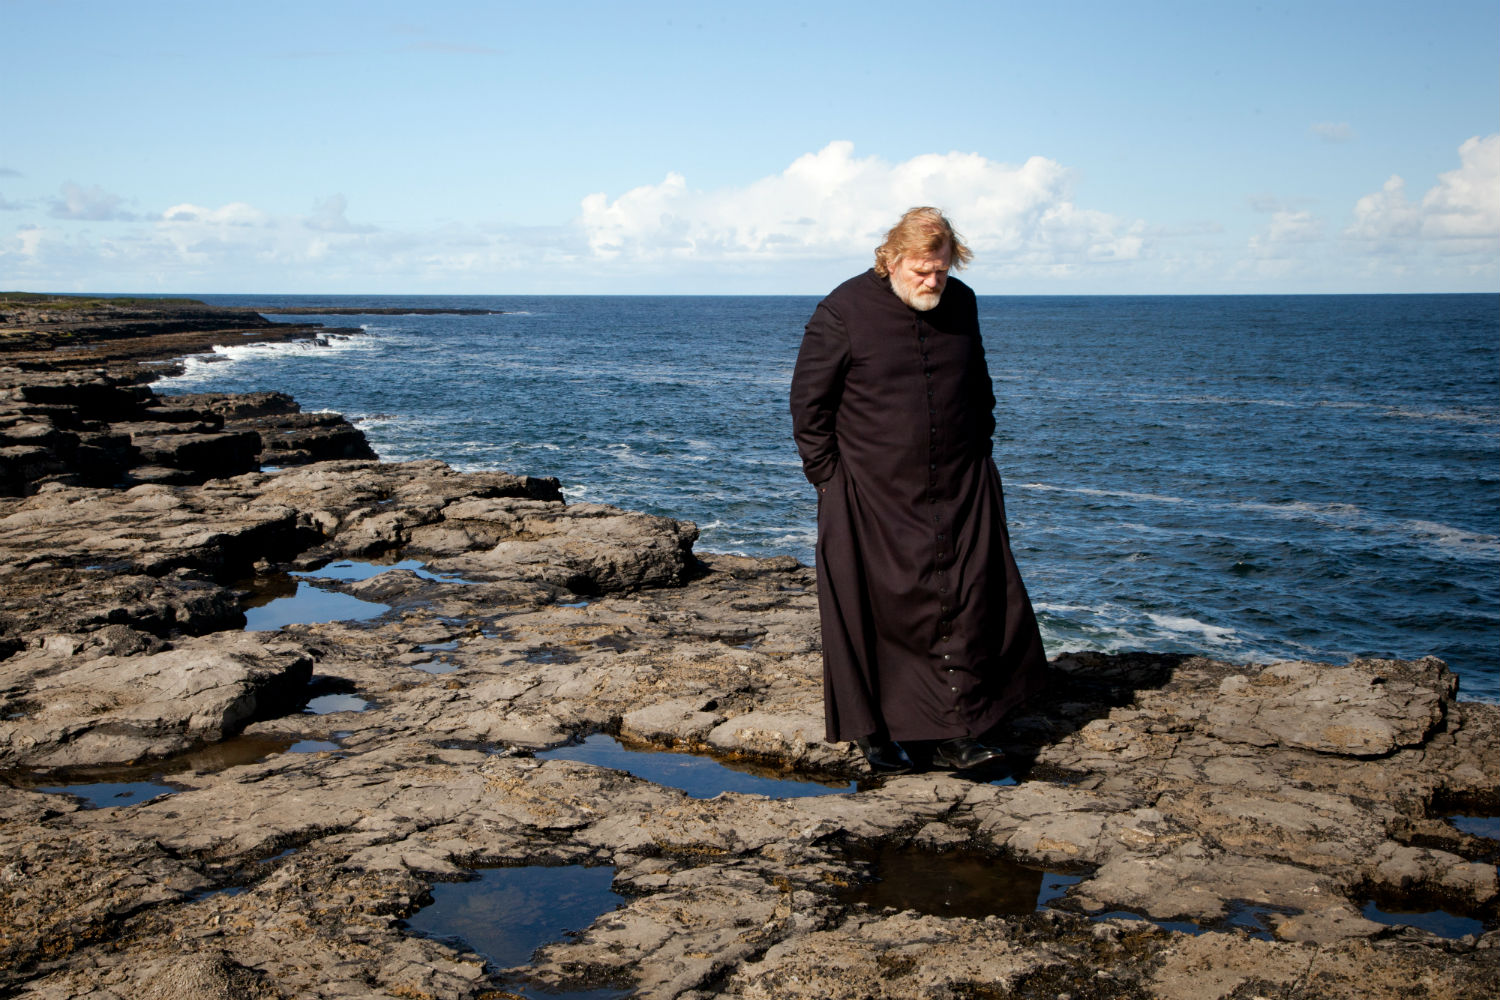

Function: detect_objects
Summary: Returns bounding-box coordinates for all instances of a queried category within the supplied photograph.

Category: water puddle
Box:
[1361,899,1487,939]
[242,577,389,631]
[524,646,579,664]
[295,558,480,586]
[538,734,854,799]
[410,658,461,675]
[410,639,461,674]
[289,739,341,753]
[1448,814,1500,839]
[402,864,629,999]
[304,693,371,715]
[1093,902,1293,939]
[18,734,295,808]
[840,843,1080,919]
[188,884,248,902]
[35,778,178,809]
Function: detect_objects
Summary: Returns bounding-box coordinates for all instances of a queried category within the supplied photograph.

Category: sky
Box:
[1,0,1496,295]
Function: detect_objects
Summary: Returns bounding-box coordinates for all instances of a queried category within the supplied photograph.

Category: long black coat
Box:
[790,269,1047,742]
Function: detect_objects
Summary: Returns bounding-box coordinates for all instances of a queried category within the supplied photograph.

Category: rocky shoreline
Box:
[1,298,1496,998]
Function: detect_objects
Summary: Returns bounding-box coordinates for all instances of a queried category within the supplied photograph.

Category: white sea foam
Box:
[767,530,816,549]
[1400,520,1500,559]
[1017,483,1187,505]
[1238,500,1365,523]
[1033,602,1094,614]
[1145,612,1238,645]
[1237,501,1500,558]
[163,333,379,387]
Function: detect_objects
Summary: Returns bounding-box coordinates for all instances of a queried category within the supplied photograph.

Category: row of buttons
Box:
[917,322,960,697]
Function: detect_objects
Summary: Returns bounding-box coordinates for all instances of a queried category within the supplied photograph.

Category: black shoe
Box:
[855,736,913,775]
[931,736,1005,771]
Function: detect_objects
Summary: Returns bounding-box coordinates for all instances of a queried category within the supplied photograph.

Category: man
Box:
[790,207,1048,774]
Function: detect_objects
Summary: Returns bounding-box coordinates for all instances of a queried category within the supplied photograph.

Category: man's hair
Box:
[873,206,973,277]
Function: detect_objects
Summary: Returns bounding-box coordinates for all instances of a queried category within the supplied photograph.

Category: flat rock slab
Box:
[1,455,1497,999]
[0,632,313,768]
[1205,656,1455,755]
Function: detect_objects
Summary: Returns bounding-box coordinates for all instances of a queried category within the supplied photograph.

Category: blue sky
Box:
[2,0,1496,294]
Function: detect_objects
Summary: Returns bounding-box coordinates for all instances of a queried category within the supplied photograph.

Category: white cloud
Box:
[161,201,269,226]
[577,141,1144,273]
[1420,133,1500,239]
[304,194,376,233]
[48,181,137,221]
[1310,121,1355,143]
[1347,134,1499,246]
[1267,209,1324,243]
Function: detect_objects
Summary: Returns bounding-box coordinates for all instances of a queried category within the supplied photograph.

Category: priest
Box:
[790,207,1048,774]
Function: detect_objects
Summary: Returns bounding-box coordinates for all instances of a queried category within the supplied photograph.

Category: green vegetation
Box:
[0,292,206,309]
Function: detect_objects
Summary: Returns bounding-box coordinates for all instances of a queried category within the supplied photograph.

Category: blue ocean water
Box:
[160,294,1500,703]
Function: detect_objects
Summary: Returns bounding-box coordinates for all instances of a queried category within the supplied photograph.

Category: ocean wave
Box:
[1018,483,1188,505]
[162,333,379,387]
[765,530,816,549]
[1145,612,1239,644]
[1237,501,1499,558]
[1400,520,1500,559]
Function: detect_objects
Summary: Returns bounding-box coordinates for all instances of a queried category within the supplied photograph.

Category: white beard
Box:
[890,272,942,311]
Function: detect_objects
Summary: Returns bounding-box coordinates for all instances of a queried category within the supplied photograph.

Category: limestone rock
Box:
[1204,656,1455,756]
[0,633,313,768]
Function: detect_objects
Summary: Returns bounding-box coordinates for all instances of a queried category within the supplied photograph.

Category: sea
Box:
[155,293,1500,704]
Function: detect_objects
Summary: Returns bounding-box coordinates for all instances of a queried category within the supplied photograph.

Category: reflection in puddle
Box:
[525,646,578,665]
[539,734,854,799]
[411,658,460,675]
[1449,815,1500,839]
[1361,900,1486,939]
[22,734,294,808]
[289,739,341,753]
[1094,902,1294,939]
[36,778,178,809]
[304,693,370,715]
[403,865,629,999]
[840,843,1080,919]
[189,884,248,902]
[296,559,480,586]
[243,582,389,630]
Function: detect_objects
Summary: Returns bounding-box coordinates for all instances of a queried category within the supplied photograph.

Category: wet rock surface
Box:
[2,296,376,496]
[1,307,1496,998]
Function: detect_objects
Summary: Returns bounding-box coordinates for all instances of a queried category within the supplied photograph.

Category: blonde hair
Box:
[873,206,973,277]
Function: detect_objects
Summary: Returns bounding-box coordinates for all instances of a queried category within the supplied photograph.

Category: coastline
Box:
[1,297,1496,998]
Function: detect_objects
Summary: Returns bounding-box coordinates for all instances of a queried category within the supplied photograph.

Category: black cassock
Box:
[790,269,1047,743]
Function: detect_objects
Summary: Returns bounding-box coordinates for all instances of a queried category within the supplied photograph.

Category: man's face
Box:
[888,242,952,312]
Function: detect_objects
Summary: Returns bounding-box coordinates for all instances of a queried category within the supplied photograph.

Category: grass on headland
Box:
[0,292,207,309]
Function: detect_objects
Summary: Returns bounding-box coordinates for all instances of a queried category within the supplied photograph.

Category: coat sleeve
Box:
[967,305,997,456]
[790,299,850,485]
